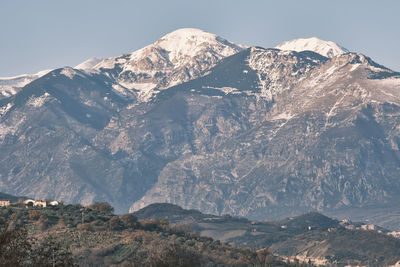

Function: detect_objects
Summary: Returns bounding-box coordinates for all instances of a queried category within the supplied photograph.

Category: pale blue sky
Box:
[1,0,399,76]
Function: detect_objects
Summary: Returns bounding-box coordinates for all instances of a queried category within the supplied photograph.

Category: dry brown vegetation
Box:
[0,202,300,267]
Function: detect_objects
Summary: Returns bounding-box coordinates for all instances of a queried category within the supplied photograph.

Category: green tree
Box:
[109,216,123,231]
[32,236,76,267]
[0,227,32,267]
[146,241,201,267]
[120,214,138,229]
[0,223,76,267]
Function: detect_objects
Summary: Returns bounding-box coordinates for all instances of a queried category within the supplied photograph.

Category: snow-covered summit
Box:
[75,57,102,70]
[95,28,246,71]
[275,37,349,58]
[153,28,245,64]
[81,28,246,101]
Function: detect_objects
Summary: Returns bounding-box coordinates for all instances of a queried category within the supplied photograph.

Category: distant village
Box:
[0,198,60,208]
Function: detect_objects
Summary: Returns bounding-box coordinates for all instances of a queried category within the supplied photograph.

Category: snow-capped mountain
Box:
[276,37,349,58]
[1,28,245,103]
[78,28,246,101]
[0,69,51,100]
[1,29,400,229]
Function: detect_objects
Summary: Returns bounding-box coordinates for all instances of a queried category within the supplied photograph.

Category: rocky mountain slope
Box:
[129,47,400,220]
[0,69,51,100]
[0,29,399,229]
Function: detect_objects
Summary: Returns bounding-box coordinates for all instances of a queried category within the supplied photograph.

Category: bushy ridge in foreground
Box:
[0,202,306,266]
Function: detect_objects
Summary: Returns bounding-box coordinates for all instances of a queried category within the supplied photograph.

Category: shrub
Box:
[0,225,76,266]
[32,235,76,266]
[109,217,123,231]
[120,214,138,230]
[140,219,161,231]
[184,239,196,247]
[29,210,41,220]
[146,241,201,267]
[77,223,94,232]
[38,215,49,231]
[88,202,114,214]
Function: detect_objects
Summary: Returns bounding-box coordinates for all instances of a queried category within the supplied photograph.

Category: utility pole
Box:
[81,208,85,224]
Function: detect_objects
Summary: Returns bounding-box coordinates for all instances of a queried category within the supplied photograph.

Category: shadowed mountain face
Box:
[0,34,400,228]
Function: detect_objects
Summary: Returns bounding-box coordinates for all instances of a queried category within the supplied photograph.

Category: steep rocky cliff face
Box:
[0,30,399,225]
[129,48,400,219]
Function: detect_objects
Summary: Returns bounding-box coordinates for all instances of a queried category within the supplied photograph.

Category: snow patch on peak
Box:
[60,67,83,79]
[0,69,51,83]
[159,28,213,40]
[75,57,103,70]
[125,28,246,66]
[89,28,246,102]
[276,37,349,58]
[0,69,52,99]
[27,92,51,108]
[154,28,246,64]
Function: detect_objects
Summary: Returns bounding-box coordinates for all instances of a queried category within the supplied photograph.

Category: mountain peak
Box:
[276,37,349,58]
[75,57,102,70]
[153,28,246,63]
[158,28,214,40]
[82,28,246,101]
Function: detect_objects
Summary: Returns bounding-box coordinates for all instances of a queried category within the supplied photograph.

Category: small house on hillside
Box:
[24,199,35,206]
[0,199,10,207]
[49,200,59,206]
[33,200,47,208]
[23,199,61,208]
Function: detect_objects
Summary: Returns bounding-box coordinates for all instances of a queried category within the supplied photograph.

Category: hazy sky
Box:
[1,0,399,76]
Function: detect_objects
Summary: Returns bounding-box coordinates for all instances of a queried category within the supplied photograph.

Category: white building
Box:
[0,199,10,207]
[49,200,59,206]
[24,199,35,205]
[33,200,47,208]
